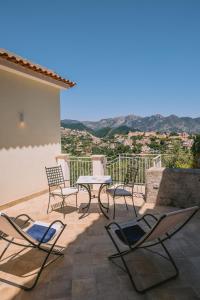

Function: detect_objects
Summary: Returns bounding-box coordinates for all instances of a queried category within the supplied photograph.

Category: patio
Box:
[0,191,200,300]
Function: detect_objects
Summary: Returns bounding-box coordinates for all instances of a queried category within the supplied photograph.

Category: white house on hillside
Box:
[0,49,75,206]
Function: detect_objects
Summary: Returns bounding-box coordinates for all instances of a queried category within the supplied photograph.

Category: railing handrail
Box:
[106,157,121,166]
[152,154,161,160]
[69,156,92,160]
[107,153,162,159]
[106,153,159,163]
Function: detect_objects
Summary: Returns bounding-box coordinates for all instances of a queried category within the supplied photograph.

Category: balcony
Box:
[0,154,200,299]
[0,181,200,299]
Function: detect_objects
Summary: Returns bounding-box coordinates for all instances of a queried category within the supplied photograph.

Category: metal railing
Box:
[69,156,92,186]
[68,154,162,192]
[152,154,162,168]
[106,154,161,194]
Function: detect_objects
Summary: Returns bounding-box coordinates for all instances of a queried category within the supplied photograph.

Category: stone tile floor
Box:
[0,191,200,300]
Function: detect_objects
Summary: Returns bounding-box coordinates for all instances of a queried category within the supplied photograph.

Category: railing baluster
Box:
[68,154,161,196]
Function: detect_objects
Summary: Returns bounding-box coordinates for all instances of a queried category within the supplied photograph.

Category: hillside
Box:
[61,114,200,135]
[61,119,94,134]
[61,119,132,137]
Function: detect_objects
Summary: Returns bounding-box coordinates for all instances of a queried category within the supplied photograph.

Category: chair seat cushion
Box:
[52,187,78,196]
[107,188,132,196]
[27,224,56,243]
[115,224,145,245]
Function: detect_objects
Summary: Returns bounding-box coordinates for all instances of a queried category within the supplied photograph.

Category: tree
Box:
[191,135,200,168]
[132,143,142,154]
[131,135,143,141]
[148,140,161,151]
[169,131,178,136]
[162,140,193,168]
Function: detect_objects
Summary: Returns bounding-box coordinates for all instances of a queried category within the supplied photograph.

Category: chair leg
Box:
[124,196,128,210]
[131,194,137,217]
[75,193,78,209]
[109,249,140,292]
[108,242,179,293]
[0,247,61,291]
[47,194,51,213]
[0,237,14,260]
[107,193,110,212]
[61,196,65,210]
[61,196,67,219]
[24,247,64,291]
[113,196,116,219]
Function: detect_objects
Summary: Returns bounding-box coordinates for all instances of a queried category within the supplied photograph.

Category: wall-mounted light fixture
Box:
[19,112,25,128]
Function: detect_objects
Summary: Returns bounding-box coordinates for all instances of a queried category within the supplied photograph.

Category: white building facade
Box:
[0,49,75,206]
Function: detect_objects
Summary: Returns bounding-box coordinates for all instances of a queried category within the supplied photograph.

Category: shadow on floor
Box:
[0,203,200,300]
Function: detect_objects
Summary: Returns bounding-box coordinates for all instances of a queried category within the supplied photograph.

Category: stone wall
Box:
[145,167,200,207]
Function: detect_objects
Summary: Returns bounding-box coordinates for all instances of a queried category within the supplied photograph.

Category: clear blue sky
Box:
[1,0,200,121]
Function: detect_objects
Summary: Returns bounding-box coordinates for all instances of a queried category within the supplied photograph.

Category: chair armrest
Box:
[64,180,78,189]
[137,213,158,228]
[138,213,158,221]
[13,214,34,228]
[38,220,66,246]
[14,214,34,222]
[105,222,132,249]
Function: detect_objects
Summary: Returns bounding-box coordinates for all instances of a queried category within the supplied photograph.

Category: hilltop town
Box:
[61,127,193,157]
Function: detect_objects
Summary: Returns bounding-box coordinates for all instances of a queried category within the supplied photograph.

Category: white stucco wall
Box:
[0,69,61,205]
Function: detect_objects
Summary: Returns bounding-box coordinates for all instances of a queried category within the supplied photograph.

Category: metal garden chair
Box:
[105,206,199,293]
[106,164,138,219]
[45,165,78,213]
[0,212,66,290]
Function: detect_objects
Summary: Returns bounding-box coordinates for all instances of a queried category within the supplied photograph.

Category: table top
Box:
[76,175,112,185]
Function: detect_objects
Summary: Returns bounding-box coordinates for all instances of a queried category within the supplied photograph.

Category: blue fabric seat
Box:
[115,224,145,245]
[27,224,56,243]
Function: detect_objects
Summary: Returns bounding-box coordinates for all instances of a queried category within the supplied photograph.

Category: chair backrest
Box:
[0,212,34,242]
[143,206,199,243]
[123,164,138,186]
[45,165,65,187]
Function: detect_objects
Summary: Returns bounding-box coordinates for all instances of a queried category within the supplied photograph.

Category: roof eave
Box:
[0,56,75,90]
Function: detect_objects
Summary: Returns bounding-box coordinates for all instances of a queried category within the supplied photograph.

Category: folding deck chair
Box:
[105,206,199,293]
[0,212,66,290]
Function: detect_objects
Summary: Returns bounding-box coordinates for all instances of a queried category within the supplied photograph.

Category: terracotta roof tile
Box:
[0,49,76,88]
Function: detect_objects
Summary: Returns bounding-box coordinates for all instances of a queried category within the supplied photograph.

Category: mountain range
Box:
[61,114,200,137]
